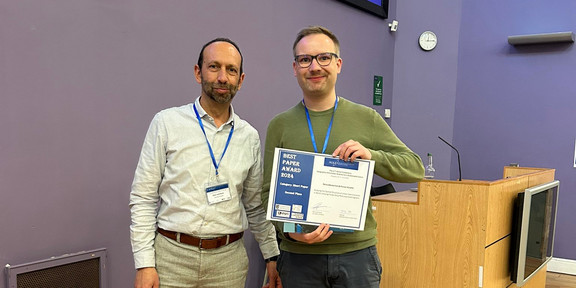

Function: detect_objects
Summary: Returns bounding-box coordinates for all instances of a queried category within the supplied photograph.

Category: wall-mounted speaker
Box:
[508,32,575,46]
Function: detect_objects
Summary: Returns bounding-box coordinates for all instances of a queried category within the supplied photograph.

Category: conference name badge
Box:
[205,180,231,205]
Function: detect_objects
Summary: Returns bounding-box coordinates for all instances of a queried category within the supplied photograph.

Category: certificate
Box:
[266,148,375,231]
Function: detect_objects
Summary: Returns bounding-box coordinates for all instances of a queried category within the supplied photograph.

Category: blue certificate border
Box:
[267,148,374,230]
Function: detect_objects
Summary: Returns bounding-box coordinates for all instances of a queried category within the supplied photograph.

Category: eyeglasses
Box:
[294,53,338,68]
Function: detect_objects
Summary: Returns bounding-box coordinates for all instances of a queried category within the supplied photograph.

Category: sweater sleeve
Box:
[261,116,289,234]
[367,109,425,183]
[261,116,280,213]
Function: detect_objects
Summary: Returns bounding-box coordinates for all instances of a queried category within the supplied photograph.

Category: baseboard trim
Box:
[548,257,576,275]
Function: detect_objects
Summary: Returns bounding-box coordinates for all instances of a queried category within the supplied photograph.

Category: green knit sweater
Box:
[262,97,424,254]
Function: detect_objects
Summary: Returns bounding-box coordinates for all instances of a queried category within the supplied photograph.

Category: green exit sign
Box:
[373,75,382,105]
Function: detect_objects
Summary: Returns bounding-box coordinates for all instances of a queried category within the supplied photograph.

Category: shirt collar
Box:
[193,96,235,126]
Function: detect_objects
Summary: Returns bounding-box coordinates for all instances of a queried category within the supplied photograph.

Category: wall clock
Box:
[419,31,437,51]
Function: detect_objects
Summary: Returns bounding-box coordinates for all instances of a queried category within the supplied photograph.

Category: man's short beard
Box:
[201,79,239,104]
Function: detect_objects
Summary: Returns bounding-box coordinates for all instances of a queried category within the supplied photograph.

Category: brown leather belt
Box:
[157,228,243,249]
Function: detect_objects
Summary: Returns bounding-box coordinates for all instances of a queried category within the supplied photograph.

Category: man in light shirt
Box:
[130,38,281,288]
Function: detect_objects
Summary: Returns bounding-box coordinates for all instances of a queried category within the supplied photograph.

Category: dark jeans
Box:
[277,245,382,288]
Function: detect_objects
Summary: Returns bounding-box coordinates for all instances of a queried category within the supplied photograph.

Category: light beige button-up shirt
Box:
[130,97,278,269]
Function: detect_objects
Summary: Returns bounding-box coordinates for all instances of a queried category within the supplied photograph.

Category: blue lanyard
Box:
[193,103,234,176]
[303,97,338,154]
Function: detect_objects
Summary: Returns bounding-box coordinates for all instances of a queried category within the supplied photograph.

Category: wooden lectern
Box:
[372,166,554,288]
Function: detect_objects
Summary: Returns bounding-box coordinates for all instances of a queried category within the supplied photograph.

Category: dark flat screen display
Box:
[523,185,557,278]
[510,180,559,286]
[337,0,389,19]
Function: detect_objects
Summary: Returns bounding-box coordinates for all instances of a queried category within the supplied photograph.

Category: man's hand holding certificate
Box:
[266,148,375,231]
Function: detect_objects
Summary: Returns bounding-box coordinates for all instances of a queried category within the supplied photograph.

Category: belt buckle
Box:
[198,235,231,249]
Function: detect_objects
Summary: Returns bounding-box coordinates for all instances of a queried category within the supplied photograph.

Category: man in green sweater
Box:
[261,26,425,288]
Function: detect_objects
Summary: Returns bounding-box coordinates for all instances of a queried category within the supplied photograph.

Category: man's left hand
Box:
[262,261,282,288]
[332,140,372,161]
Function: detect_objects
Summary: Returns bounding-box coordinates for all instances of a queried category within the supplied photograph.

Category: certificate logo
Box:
[323,159,359,170]
[275,210,290,218]
[291,212,304,220]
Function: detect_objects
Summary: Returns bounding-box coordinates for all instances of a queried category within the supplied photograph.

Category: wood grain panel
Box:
[373,167,555,288]
[484,236,513,287]
[503,166,552,178]
[526,171,555,188]
[485,177,529,246]
[509,265,547,288]
[375,180,487,287]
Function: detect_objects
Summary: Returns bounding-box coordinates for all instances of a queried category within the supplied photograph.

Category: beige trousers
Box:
[154,233,249,288]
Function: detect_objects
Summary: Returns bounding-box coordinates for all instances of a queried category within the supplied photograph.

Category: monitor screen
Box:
[510,180,559,286]
[337,0,389,19]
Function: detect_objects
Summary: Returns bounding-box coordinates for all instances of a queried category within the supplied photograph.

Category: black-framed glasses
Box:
[294,52,338,68]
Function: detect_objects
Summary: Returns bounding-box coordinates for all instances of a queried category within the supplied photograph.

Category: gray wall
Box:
[1,0,575,287]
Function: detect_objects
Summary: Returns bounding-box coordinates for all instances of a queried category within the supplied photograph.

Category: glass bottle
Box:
[425,153,435,179]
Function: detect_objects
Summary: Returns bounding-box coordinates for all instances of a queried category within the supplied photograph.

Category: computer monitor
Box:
[510,180,559,286]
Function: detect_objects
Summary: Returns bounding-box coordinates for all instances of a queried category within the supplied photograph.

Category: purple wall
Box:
[391,0,576,263]
[389,0,461,187]
[454,0,576,260]
[0,1,395,287]
[2,0,574,287]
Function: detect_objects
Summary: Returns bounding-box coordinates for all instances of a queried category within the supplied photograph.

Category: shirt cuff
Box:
[259,240,280,260]
[133,249,156,269]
